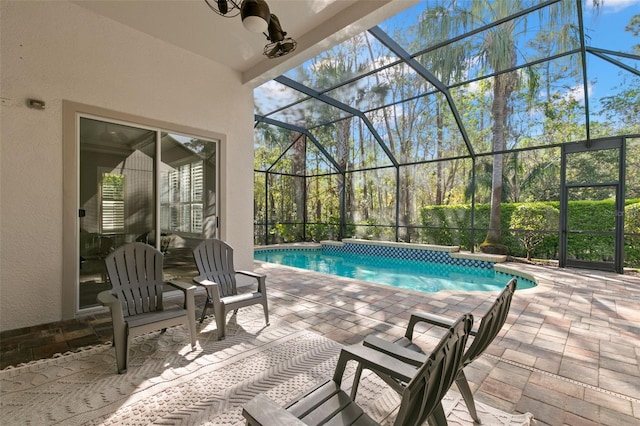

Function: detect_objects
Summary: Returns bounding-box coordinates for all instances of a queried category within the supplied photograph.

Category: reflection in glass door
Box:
[79,117,156,309]
[78,118,219,310]
[560,139,624,273]
[159,132,218,280]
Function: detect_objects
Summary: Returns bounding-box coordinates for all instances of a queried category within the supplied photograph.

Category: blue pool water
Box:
[254,250,534,293]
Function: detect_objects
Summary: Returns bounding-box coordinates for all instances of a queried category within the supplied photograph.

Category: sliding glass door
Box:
[78,116,218,310]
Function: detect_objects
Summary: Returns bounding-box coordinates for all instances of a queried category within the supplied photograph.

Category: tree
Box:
[252,0,614,247]
[598,75,640,135]
[510,203,560,260]
[417,4,472,205]
[625,14,640,55]
[456,0,583,254]
[364,31,434,242]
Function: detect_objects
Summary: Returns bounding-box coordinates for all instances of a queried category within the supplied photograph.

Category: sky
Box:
[581,0,639,103]
[255,0,640,120]
[599,0,639,13]
[587,0,639,51]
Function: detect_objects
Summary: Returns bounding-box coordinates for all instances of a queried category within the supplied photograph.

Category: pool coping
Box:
[254,242,322,251]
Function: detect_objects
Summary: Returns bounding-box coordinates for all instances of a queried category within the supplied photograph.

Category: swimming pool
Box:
[255,243,535,293]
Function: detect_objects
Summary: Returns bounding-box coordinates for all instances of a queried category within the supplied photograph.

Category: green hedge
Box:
[625,203,640,266]
[421,199,640,267]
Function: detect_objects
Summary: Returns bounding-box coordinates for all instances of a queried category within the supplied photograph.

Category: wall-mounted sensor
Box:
[27,99,45,109]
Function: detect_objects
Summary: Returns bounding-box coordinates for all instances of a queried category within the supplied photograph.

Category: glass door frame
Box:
[559,137,625,273]
[63,101,224,319]
[78,115,160,312]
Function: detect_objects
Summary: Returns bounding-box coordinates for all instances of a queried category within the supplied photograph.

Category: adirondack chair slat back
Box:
[193,239,237,297]
[105,242,165,317]
[463,278,517,366]
[394,313,473,426]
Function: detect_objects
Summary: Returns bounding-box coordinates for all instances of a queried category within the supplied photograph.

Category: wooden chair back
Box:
[464,278,517,366]
[395,313,474,426]
[193,238,238,298]
[104,242,165,316]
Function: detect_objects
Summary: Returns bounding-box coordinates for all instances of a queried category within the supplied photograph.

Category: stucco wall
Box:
[0,1,256,331]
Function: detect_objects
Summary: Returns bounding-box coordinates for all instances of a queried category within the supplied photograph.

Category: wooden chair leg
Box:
[456,370,480,423]
[349,363,365,401]
[427,402,447,426]
[262,300,270,325]
[114,323,128,374]
[214,304,226,340]
[199,302,209,323]
[199,292,212,324]
[115,336,129,374]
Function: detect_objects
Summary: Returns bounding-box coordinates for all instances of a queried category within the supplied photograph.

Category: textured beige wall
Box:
[0,1,256,331]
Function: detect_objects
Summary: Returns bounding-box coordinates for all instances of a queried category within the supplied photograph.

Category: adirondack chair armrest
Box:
[362,335,426,367]
[97,290,119,308]
[192,275,212,285]
[406,311,479,339]
[243,394,306,426]
[236,270,267,292]
[167,280,196,294]
[167,280,197,310]
[193,276,222,300]
[97,290,125,329]
[334,344,416,386]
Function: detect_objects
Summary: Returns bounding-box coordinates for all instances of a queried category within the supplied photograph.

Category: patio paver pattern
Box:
[1,262,639,425]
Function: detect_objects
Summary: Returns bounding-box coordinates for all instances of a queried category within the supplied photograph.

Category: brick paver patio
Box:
[2,261,639,425]
[257,261,640,426]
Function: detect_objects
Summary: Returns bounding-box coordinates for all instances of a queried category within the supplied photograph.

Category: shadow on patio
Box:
[1,262,639,425]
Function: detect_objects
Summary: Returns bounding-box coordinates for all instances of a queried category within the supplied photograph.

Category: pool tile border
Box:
[322,239,495,270]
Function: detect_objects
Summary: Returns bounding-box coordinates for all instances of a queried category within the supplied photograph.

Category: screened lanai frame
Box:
[253,0,640,272]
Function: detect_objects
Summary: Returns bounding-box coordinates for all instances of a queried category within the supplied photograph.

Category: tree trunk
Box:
[336,119,352,237]
[292,134,306,240]
[481,72,514,254]
[436,100,444,206]
[292,135,305,216]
